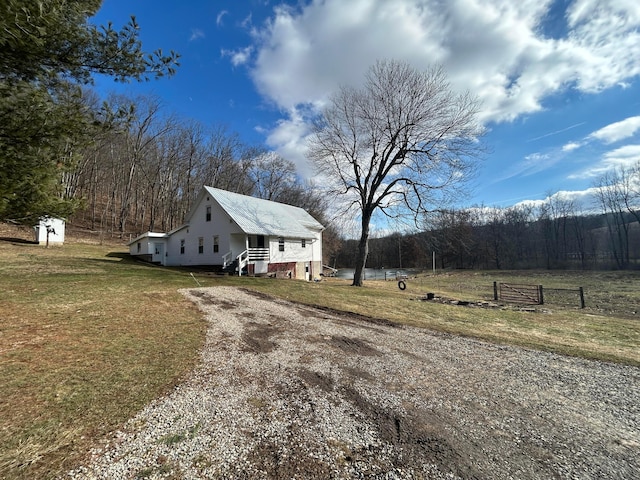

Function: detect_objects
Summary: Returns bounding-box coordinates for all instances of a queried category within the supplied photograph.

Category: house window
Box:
[301,239,306,248]
[278,237,285,252]
[198,237,204,254]
[213,235,219,253]
[180,239,185,254]
[137,242,141,253]
[206,205,211,222]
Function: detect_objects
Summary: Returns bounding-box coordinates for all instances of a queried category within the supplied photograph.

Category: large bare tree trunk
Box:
[352,209,373,286]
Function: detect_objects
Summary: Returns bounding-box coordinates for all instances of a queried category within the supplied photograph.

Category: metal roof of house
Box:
[202,186,324,238]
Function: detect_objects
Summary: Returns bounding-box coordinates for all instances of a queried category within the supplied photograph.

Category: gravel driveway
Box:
[67,286,639,479]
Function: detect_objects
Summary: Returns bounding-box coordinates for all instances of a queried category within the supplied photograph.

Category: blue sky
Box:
[91,0,640,213]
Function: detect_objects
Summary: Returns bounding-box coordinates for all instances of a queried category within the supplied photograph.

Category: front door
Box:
[153,242,164,264]
[257,235,265,248]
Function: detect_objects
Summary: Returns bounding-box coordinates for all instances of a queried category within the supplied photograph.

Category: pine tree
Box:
[0,0,179,224]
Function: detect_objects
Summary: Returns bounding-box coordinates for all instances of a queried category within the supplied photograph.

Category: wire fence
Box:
[542,287,586,309]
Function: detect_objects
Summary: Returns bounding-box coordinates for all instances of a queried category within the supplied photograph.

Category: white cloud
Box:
[499,152,558,181]
[189,29,205,42]
[264,106,316,177]
[602,144,640,168]
[216,10,228,27]
[562,142,582,152]
[513,187,602,214]
[241,13,253,29]
[588,116,640,144]
[221,46,254,67]
[246,0,640,115]
[235,0,640,172]
[527,122,586,142]
[570,144,640,178]
[553,115,640,162]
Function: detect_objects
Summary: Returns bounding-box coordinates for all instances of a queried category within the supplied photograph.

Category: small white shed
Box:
[34,217,65,246]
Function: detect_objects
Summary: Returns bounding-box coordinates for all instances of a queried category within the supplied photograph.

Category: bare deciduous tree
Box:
[308,60,485,286]
[592,165,640,269]
[248,151,298,201]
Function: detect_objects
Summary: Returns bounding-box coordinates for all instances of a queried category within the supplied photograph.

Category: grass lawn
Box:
[1,239,638,479]
[0,241,209,479]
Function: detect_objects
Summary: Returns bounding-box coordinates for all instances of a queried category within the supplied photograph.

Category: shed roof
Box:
[127,231,168,245]
[199,186,324,238]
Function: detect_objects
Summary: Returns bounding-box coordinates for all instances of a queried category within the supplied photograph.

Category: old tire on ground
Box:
[398,280,406,290]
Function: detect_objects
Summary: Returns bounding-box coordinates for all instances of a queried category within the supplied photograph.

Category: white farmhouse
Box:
[128,186,324,280]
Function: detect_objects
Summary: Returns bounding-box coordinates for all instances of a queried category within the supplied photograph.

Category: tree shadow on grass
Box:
[105,251,135,261]
[0,236,38,245]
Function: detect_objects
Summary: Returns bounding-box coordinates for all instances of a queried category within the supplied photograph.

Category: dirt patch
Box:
[241,322,281,353]
[190,290,237,309]
[298,368,334,392]
[310,303,400,328]
[241,288,399,328]
[340,385,481,479]
[241,440,333,480]
[240,288,274,301]
[327,334,382,356]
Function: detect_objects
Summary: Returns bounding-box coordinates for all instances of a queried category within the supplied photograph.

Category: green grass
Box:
[0,241,210,479]
[1,239,639,479]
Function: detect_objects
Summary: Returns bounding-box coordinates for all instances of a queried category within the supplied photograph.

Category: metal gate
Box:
[495,283,543,305]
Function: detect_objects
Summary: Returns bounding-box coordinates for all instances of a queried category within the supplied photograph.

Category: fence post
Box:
[579,287,585,308]
[538,285,544,305]
[493,281,498,301]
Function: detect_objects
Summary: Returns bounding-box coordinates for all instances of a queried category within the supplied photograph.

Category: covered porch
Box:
[223,234,270,275]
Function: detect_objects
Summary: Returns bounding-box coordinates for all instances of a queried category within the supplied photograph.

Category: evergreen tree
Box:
[0,0,179,224]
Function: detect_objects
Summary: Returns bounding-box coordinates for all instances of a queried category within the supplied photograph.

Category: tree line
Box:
[62,93,337,241]
[332,167,640,271]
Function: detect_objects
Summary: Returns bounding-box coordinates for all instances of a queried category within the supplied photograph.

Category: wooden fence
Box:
[493,282,585,308]
[494,283,543,305]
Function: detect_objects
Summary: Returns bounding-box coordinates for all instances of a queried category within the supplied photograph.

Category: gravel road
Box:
[67,286,640,479]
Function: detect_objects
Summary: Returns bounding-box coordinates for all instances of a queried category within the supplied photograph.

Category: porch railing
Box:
[248,247,269,261]
[222,251,233,269]
[224,248,270,276]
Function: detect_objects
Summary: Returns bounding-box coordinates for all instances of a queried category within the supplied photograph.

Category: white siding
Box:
[165,195,243,266]
[35,217,65,245]
[269,235,321,264]
[128,232,168,262]
[129,238,153,256]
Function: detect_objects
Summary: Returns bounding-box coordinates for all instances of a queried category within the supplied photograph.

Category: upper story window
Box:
[301,239,306,248]
[198,237,204,254]
[278,237,285,252]
[206,205,211,222]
